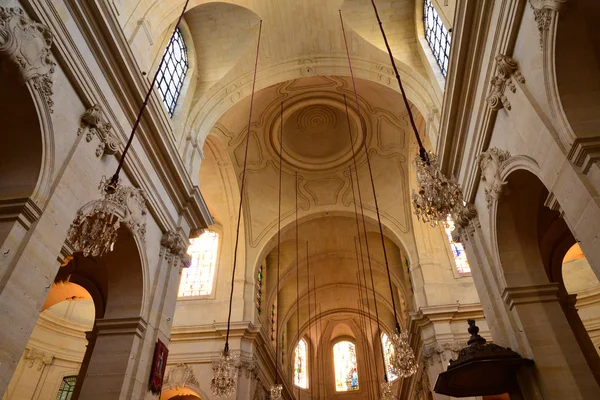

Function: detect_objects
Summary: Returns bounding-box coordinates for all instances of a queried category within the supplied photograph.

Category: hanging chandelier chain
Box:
[108,0,191,190]
[368,0,427,161]
[340,13,400,331]
[224,20,263,350]
[274,102,284,387]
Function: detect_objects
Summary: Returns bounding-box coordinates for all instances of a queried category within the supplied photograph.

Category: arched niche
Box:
[493,169,600,398]
[554,0,600,144]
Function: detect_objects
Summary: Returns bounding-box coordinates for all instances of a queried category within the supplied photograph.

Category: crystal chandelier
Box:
[381,381,397,400]
[412,151,463,227]
[390,330,418,378]
[67,0,191,257]
[67,179,124,257]
[211,349,238,397]
[269,384,283,399]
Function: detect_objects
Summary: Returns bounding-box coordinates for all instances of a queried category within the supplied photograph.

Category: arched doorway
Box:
[495,169,600,398]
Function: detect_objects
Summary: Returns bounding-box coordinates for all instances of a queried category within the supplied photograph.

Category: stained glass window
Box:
[444,215,471,274]
[156,28,188,117]
[333,341,359,392]
[424,0,451,77]
[294,339,309,388]
[381,333,398,381]
[56,376,76,400]
[178,230,219,297]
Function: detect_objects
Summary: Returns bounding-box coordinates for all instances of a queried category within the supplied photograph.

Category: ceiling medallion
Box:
[211,349,238,397]
[412,151,464,227]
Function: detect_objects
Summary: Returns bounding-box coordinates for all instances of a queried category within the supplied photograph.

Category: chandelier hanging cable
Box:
[340,11,417,386]
[67,0,191,258]
[294,172,301,396]
[368,0,464,227]
[306,243,315,400]
[212,20,263,399]
[269,102,285,400]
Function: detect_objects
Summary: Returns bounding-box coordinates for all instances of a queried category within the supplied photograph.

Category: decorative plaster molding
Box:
[0,7,56,112]
[163,363,201,394]
[567,137,600,174]
[451,203,478,243]
[161,231,192,268]
[116,185,148,241]
[529,1,568,47]
[478,147,511,208]
[423,342,462,366]
[25,348,53,371]
[501,283,560,310]
[79,104,121,157]
[486,55,525,111]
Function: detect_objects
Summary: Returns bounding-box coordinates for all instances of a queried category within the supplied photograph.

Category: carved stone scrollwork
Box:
[423,342,462,367]
[24,348,53,371]
[113,185,148,241]
[162,363,201,394]
[478,147,511,208]
[529,0,569,47]
[0,7,56,112]
[79,104,121,157]
[161,231,191,268]
[451,203,478,243]
[486,55,525,111]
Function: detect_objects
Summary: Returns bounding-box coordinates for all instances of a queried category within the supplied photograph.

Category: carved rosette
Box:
[486,55,525,111]
[529,0,569,47]
[79,104,121,157]
[478,147,511,208]
[0,7,56,112]
[161,231,191,268]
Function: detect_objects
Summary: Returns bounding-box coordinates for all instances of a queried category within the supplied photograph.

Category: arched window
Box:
[424,0,451,77]
[178,230,219,297]
[56,375,77,400]
[381,333,398,381]
[156,28,189,117]
[333,341,359,392]
[294,338,309,388]
[444,215,471,274]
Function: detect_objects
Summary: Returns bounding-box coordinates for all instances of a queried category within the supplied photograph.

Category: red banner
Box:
[149,339,169,394]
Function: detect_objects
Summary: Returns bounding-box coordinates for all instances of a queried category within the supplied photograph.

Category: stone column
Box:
[72,325,98,400]
[77,317,147,400]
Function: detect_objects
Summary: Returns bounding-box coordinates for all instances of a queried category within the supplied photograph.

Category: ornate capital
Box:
[423,342,462,366]
[25,348,53,371]
[0,7,56,112]
[79,105,120,157]
[486,55,525,111]
[529,1,568,47]
[451,203,478,243]
[478,147,511,208]
[161,231,191,267]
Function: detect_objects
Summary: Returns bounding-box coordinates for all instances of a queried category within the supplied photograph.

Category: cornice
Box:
[21,0,212,234]
[170,321,261,342]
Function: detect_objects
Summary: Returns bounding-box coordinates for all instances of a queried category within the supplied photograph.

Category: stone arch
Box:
[491,168,600,398]
[540,0,600,148]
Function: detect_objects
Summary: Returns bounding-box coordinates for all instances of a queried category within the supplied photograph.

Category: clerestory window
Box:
[294,338,309,389]
[178,230,219,297]
[156,28,189,117]
[333,341,359,392]
[424,0,451,77]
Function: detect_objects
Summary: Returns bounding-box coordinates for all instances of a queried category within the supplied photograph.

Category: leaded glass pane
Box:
[424,0,451,77]
[56,376,76,400]
[178,230,219,297]
[294,339,308,388]
[333,341,359,392]
[156,28,189,117]
[444,215,471,274]
[381,333,398,381]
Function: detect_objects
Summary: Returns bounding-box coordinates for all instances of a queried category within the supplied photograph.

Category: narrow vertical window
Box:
[424,0,451,77]
[381,333,398,381]
[156,28,189,117]
[444,215,471,274]
[333,341,359,392]
[294,339,309,389]
[56,376,77,400]
[178,230,219,297]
